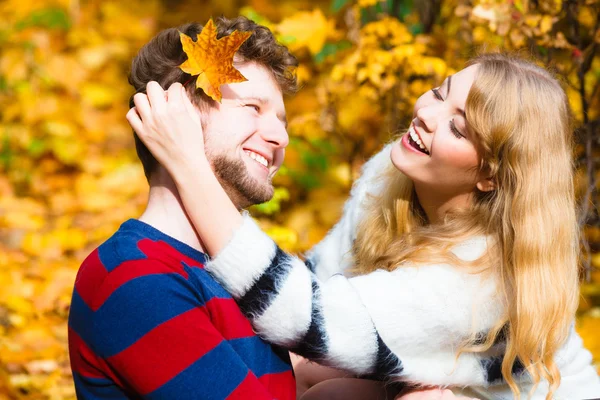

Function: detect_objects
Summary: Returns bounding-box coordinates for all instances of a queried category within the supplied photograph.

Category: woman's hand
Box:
[397,388,479,400]
[126,81,205,177]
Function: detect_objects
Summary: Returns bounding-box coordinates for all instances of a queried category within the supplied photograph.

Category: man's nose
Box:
[261,114,289,148]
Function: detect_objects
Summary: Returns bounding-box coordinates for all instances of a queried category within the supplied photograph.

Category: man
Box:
[68,16,298,399]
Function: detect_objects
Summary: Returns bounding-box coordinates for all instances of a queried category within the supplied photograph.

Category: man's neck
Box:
[138,168,206,253]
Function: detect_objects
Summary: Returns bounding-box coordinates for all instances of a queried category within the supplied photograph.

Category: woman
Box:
[127,53,600,399]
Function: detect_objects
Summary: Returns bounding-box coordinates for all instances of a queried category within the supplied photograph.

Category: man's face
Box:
[202,62,288,208]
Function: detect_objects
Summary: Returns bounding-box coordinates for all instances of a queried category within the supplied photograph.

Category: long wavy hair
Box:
[352,53,580,399]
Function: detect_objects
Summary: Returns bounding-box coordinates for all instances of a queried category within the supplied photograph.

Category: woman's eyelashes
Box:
[449,120,464,139]
[431,88,465,139]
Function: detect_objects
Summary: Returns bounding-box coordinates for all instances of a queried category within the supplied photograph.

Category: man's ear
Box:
[476,177,496,192]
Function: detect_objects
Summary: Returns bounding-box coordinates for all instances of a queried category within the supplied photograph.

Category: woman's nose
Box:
[415,104,439,133]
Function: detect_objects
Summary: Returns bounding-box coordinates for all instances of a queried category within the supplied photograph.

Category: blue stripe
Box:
[94,273,204,357]
[98,235,147,272]
[73,372,128,399]
[228,336,292,377]
[146,341,248,400]
[119,219,208,264]
[69,290,97,347]
[191,267,232,299]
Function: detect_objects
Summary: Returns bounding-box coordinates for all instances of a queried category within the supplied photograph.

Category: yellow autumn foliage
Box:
[1,0,599,397]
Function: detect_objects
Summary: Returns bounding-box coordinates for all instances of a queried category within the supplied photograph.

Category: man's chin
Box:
[237,185,274,209]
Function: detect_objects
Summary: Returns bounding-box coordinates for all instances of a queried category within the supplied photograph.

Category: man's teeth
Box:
[245,151,268,167]
[409,129,428,152]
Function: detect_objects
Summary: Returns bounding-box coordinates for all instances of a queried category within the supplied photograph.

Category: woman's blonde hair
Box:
[352,53,580,399]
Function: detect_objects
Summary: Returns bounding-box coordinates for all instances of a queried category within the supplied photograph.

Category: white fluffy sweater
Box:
[206,144,600,399]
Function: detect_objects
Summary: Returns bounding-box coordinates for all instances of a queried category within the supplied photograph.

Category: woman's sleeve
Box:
[303,144,393,280]
[205,214,498,387]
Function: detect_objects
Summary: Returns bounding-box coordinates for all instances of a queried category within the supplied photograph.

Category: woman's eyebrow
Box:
[444,75,466,118]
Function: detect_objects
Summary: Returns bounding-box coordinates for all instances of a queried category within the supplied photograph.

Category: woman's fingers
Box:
[125,107,144,135]
[167,82,184,108]
[146,81,167,114]
[133,92,152,121]
[180,85,202,127]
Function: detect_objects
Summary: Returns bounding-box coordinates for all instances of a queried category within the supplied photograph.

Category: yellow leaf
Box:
[265,226,298,251]
[358,0,381,7]
[277,10,333,55]
[81,83,118,108]
[179,19,252,102]
[540,15,554,35]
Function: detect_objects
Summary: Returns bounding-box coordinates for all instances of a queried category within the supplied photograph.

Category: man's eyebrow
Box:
[241,95,288,127]
[241,95,268,104]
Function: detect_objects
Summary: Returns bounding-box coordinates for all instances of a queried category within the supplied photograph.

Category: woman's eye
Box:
[432,88,444,101]
[449,120,464,139]
[246,104,260,112]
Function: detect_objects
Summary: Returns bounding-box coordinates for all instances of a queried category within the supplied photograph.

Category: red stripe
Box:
[226,371,274,400]
[68,328,105,379]
[74,249,108,309]
[68,327,130,391]
[91,258,188,311]
[258,371,296,400]
[138,239,205,269]
[106,307,221,395]
[205,298,255,339]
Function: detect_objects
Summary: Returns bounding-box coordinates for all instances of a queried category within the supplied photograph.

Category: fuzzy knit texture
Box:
[206,144,600,400]
[68,219,295,400]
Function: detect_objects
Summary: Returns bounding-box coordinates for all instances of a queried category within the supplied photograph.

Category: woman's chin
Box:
[390,140,412,174]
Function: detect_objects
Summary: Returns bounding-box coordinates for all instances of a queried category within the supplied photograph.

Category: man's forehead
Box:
[222,80,284,104]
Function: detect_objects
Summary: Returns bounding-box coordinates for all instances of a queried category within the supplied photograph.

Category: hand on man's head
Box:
[126,81,206,177]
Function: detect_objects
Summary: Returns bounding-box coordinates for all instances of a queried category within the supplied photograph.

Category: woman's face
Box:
[390,65,490,196]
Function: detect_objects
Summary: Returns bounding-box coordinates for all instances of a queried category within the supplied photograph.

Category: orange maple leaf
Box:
[179,19,252,102]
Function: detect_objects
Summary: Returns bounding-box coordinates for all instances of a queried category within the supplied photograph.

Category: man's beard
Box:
[210,153,274,209]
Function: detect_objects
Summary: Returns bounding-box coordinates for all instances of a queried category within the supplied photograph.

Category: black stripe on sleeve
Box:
[305,255,317,274]
[367,333,404,380]
[238,246,294,318]
[289,277,329,361]
[481,354,526,384]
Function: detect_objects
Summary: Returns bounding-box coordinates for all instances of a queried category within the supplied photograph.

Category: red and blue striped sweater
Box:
[68,219,295,399]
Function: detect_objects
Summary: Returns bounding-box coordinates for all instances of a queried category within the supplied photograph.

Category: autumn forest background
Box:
[1,0,600,397]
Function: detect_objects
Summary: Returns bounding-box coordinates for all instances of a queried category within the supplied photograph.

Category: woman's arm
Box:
[128,83,507,388]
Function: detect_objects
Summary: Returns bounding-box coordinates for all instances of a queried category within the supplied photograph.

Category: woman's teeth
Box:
[245,151,268,167]
[409,128,429,154]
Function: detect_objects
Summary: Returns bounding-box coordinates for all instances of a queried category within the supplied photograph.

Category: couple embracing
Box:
[68,16,600,400]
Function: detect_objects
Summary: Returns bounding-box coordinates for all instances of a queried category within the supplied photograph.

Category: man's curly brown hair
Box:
[128,16,298,181]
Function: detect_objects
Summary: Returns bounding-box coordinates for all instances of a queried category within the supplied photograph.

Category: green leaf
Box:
[239,6,272,27]
[251,187,290,215]
[28,138,46,158]
[409,22,423,35]
[290,171,321,190]
[0,133,13,169]
[396,0,413,20]
[314,40,353,64]
[15,7,71,31]
[331,0,351,13]
[278,35,297,46]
